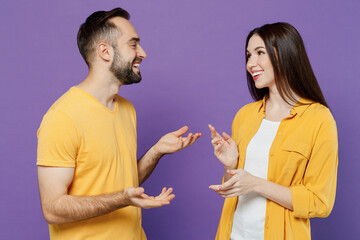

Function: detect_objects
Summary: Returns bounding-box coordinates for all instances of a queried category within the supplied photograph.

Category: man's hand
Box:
[209,124,238,170]
[153,126,202,155]
[125,187,175,209]
[137,126,201,185]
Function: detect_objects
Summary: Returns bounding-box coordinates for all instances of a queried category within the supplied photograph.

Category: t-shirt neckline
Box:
[71,86,118,114]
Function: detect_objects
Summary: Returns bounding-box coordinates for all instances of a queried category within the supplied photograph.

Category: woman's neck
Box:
[264,89,300,121]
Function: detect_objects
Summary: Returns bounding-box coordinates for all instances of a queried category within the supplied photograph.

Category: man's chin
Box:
[121,75,142,85]
[130,78,142,84]
[130,72,142,83]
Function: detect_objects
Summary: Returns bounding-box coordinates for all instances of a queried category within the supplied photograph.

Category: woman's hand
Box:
[208,124,239,169]
[209,169,258,198]
[209,169,293,210]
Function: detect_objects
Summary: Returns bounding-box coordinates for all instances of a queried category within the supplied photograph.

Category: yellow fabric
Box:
[215,98,338,240]
[37,87,146,240]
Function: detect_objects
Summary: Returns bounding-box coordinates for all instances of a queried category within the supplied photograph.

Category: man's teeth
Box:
[252,71,263,77]
[133,63,140,68]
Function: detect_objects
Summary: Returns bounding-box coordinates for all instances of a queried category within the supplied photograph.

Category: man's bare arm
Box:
[38,166,174,224]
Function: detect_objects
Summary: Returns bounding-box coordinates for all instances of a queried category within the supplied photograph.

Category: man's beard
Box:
[110,49,142,85]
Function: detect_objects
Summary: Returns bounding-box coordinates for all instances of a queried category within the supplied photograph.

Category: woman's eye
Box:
[258,51,265,55]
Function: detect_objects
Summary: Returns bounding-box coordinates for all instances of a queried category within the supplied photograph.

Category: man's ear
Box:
[97,42,112,62]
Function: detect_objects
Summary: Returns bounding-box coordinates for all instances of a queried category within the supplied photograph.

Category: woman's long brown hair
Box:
[245,22,329,108]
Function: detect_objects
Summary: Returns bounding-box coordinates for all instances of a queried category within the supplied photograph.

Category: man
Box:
[37,8,201,239]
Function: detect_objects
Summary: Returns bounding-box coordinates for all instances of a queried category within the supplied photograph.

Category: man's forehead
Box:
[109,17,139,39]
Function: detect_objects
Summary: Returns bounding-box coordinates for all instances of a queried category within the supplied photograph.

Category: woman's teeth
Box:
[252,71,263,77]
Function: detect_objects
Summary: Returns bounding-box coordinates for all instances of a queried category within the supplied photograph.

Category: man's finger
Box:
[157,187,173,199]
[141,193,151,199]
[167,193,175,201]
[166,187,173,195]
[164,193,175,202]
[157,187,168,198]
[178,136,184,148]
[131,187,144,197]
[162,188,173,197]
[172,126,189,137]
[182,133,193,147]
[150,193,175,207]
[189,133,201,145]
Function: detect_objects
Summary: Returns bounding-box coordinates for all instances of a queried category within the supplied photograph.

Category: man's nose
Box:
[137,45,147,59]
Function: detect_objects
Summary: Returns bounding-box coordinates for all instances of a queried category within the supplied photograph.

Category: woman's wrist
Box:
[224,159,238,170]
[252,176,266,194]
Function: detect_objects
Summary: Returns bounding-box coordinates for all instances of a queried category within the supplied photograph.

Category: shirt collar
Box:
[257,96,313,117]
[258,96,267,114]
[290,98,313,117]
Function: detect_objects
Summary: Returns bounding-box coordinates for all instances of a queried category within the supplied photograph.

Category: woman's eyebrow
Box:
[247,46,266,52]
[254,46,265,50]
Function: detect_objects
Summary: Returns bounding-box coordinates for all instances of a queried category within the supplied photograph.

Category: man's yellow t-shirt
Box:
[37,87,146,240]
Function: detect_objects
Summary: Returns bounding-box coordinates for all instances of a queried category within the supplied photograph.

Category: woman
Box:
[208,22,338,240]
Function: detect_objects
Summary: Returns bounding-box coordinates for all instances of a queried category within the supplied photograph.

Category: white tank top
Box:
[230,119,280,240]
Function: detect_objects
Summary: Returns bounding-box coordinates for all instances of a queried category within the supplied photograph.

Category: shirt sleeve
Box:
[231,106,245,144]
[290,112,338,218]
[37,109,80,167]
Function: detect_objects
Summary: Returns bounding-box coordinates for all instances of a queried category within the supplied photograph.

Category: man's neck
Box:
[76,69,122,110]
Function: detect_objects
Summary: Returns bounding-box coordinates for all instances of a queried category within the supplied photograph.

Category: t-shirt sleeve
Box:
[37,109,80,167]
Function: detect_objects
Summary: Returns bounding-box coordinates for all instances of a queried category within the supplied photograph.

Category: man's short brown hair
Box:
[77,8,130,67]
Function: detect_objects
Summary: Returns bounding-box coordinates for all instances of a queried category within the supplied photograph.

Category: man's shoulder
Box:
[39,88,79,129]
[115,95,136,111]
[47,87,80,114]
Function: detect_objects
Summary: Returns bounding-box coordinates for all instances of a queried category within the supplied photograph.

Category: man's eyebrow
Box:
[128,37,140,43]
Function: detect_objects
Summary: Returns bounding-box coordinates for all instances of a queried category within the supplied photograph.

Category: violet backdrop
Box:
[0,0,359,239]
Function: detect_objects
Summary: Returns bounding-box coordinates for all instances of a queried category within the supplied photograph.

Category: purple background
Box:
[1,0,359,239]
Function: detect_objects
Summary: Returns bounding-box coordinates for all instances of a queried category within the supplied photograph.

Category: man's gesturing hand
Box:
[125,187,175,209]
[209,124,239,170]
[154,126,201,155]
